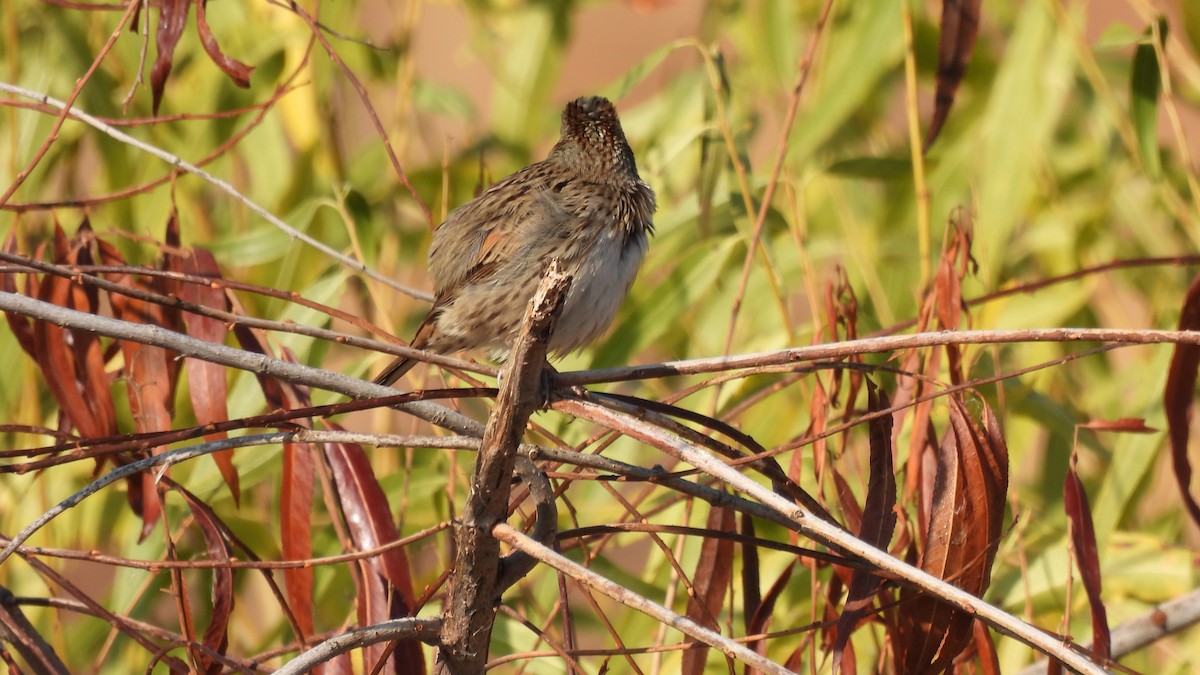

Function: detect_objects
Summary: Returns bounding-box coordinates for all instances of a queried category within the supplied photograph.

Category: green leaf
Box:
[602,40,683,102]
[412,79,476,120]
[1182,1,1200,58]
[1092,22,1143,50]
[826,156,913,179]
[1130,18,1167,179]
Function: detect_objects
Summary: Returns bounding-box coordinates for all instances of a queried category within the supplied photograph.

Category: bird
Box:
[373,96,656,387]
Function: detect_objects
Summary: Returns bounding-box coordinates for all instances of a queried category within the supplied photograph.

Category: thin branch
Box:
[0,81,433,301]
[0,584,69,675]
[2,389,491,466]
[556,397,1109,674]
[269,0,433,225]
[4,520,452,571]
[491,523,794,675]
[557,328,1200,386]
[0,429,457,567]
[274,618,443,675]
[0,1,140,207]
[0,290,482,436]
[1016,587,1200,675]
[722,0,834,354]
[495,458,558,592]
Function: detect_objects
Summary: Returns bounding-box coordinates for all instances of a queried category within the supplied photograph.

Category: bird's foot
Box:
[538,361,559,409]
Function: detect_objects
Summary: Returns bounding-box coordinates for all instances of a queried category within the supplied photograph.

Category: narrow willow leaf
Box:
[1130,18,1167,179]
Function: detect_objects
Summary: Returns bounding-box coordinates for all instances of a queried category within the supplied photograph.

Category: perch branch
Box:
[557,396,1109,674]
[434,262,571,674]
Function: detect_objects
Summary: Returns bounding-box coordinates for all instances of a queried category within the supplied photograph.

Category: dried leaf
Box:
[32,223,117,441]
[740,514,761,632]
[969,619,1001,675]
[897,396,1008,675]
[323,420,423,673]
[681,505,736,675]
[796,378,830,517]
[195,0,253,87]
[1079,418,1156,433]
[926,0,981,149]
[150,0,191,114]
[104,256,180,540]
[1063,461,1110,660]
[164,226,238,502]
[180,491,235,675]
[833,385,897,675]
[281,441,316,641]
[745,562,795,660]
[934,221,973,385]
[1163,272,1200,529]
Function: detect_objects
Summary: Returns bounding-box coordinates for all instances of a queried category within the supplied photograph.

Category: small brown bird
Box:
[374,96,656,387]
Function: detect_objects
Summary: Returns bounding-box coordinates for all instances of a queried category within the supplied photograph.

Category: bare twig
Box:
[0,1,140,207]
[557,397,1109,674]
[274,618,443,675]
[435,262,571,674]
[723,0,834,355]
[3,520,452,572]
[495,458,558,592]
[0,81,433,301]
[0,584,69,675]
[270,0,433,225]
[491,523,794,675]
[0,290,481,435]
[557,327,1200,386]
[0,429,462,567]
[1016,587,1200,675]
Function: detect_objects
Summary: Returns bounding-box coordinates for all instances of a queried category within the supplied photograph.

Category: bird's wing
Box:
[429,166,571,296]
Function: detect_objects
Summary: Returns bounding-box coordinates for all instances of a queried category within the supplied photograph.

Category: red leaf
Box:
[969,619,1001,675]
[925,0,981,149]
[1164,272,1200,529]
[897,396,1008,675]
[1080,418,1156,433]
[30,223,117,440]
[281,442,317,641]
[150,0,191,114]
[106,265,180,540]
[1064,461,1111,659]
[165,235,238,502]
[833,385,897,674]
[322,420,423,673]
[934,222,973,385]
[739,514,761,632]
[180,491,235,675]
[681,506,736,675]
[195,0,253,87]
[745,562,795,658]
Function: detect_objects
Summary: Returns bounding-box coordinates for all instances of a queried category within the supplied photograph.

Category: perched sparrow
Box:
[374,96,656,386]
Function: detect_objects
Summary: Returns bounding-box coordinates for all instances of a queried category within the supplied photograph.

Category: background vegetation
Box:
[2,0,1200,672]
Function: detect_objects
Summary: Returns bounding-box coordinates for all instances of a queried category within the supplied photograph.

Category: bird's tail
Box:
[373,313,437,387]
[373,356,417,387]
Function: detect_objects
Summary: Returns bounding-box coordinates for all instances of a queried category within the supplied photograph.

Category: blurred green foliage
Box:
[2,0,1200,672]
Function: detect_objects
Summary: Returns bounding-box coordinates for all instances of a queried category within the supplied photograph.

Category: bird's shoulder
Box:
[426,160,570,292]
